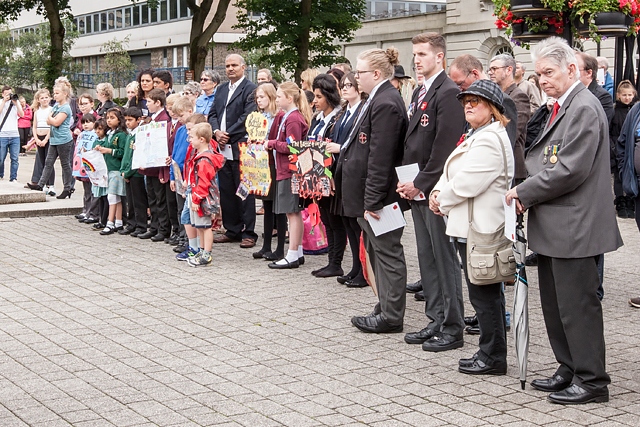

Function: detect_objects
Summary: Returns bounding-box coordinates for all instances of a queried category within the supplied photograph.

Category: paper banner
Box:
[238,142,272,196]
[131,122,169,170]
[245,111,269,142]
[288,139,333,199]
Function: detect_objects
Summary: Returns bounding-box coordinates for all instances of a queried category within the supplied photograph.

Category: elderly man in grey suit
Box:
[506,37,622,405]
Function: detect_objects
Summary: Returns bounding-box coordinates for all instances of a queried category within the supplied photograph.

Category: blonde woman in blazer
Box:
[430,79,514,376]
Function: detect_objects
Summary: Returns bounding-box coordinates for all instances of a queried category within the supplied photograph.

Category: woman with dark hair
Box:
[310,74,345,278]
[132,69,155,116]
[331,72,368,288]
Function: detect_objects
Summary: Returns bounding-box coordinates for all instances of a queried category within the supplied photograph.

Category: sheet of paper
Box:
[221,143,233,160]
[502,196,516,242]
[367,202,406,237]
[395,163,426,201]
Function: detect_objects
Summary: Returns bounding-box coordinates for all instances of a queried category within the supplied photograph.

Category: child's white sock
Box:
[115,220,123,228]
[297,245,304,258]
[189,238,198,250]
[106,221,115,228]
[274,249,299,265]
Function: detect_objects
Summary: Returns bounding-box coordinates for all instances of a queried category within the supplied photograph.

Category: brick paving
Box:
[0,211,638,426]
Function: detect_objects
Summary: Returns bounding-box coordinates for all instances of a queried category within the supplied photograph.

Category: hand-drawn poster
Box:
[81,148,108,187]
[238,142,271,196]
[72,130,98,178]
[245,111,269,141]
[131,122,169,169]
[288,139,333,199]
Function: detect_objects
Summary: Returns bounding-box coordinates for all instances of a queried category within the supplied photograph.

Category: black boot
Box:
[625,195,635,219]
[614,196,627,218]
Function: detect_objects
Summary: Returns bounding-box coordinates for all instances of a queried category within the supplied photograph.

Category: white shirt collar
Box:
[422,69,443,95]
[229,76,245,91]
[346,100,361,116]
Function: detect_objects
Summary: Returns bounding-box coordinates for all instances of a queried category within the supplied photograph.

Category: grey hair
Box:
[183,80,201,96]
[531,37,578,75]
[491,54,516,78]
[596,56,609,70]
[200,69,221,85]
[226,53,246,67]
[516,61,526,72]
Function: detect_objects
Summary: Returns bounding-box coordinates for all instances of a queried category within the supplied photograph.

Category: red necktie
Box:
[549,101,560,124]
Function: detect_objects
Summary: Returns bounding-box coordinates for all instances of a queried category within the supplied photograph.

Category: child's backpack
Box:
[194,153,224,216]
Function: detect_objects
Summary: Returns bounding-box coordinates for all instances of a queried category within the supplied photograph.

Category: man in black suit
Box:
[398,33,466,352]
[341,47,409,333]
[208,54,258,248]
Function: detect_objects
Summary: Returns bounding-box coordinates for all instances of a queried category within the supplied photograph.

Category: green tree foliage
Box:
[234,0,366,82]
[0,0,72,89]
[102,36,136,96]
[8,20,79,91]
[0,26,15,71]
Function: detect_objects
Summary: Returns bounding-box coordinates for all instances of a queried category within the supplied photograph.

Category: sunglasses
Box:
[461,96,480,107]
[200,78,210,82]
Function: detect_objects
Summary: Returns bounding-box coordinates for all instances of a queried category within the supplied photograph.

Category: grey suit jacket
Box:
[517,83,622,258]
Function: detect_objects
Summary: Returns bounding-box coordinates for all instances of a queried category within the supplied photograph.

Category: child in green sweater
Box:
[95,107,127,235]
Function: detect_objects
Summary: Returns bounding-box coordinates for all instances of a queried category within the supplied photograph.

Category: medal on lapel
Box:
[420,102,428,111]
[358,132,367,144]
[420,114,429,127]
[549,145,558,164]
[543,146,549,164]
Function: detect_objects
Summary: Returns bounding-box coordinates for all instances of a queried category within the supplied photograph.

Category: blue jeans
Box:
[0,136,20,180]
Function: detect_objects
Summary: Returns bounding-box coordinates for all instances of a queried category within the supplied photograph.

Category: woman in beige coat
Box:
[430,79,514,375]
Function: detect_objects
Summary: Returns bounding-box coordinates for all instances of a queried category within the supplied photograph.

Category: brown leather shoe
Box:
[239,238,257,248]
[214,235,236,244]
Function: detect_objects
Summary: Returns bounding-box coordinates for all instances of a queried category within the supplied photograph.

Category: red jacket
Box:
[266,109,309,180]
[186,148,224,215]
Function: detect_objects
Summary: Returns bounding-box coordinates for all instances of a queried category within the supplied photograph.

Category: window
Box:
[150,4,158,23]
[108,12,114,30]
[116,10,122,28]
[160,0,168,21]
[86,16,92,33]
[493,45,514,57]
[179,0,189,18]
[169,0,178,19]
[125,8,132,27]
[409,3,421,14]
[375,1,389,16]
[133,6,140,26]
[163,49,168,67]
[94,14,100,32]
[101,13,107,31]
[142,4,149,24]
[78,18,85,34]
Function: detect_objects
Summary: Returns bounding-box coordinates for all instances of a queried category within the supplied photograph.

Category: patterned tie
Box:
[417,84,427,105]
[549,101,560,124]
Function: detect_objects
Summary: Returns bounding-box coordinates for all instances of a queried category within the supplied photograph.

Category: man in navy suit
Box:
[208,54,258,248]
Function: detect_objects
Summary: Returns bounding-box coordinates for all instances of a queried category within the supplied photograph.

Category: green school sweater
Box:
[120,132,143,179]
[101,130,126,171]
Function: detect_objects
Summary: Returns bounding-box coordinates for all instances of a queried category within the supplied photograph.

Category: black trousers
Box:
[218,159,257,240]
[127,177,149,231]
[457,242,506,366]
[537,254,610,393]
[320,206,347,267]
[343,216,364,280]
[19,127,30,154]
[165,181,179,234]
[146,176,170,236]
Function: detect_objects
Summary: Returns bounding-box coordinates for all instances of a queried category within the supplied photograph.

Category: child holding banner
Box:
[73,114,98,223]
[265,82,310,269]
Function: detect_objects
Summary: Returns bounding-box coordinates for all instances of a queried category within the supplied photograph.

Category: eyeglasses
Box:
[488,66,507,74]
[453,71,472,89]
[200,77,210,82]
[341,83,354,90]
[354,70,374,77]
[461,97,480,107]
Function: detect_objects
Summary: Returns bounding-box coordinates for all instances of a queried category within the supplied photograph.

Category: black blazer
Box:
[338,81,408,218]
[331,102,363,146]
[208,78,257,160]
[403,72,465,201]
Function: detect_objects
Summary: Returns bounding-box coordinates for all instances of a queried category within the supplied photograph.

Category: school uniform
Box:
[120,131,149,233]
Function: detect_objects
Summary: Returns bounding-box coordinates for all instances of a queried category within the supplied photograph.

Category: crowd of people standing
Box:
[2,31,639,406]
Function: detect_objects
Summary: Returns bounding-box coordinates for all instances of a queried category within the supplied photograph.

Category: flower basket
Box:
[512,21,564,39]
[573,11,633,37]
[510,0,556,17]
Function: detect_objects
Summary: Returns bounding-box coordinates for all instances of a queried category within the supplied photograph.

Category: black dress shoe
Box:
[311,265,328,276]
[315,265,344,278]
[459,359,507,375]
[253,249,268,259]
[138,231,156,239]
[406,279,422,293]
[465,325,480,335]
[92,223,104,230]
[150,234,168,242]
[263,251,283,261]
[118,227,134,235]
[422,332,463,352]
[414,290,425,301]
[298,256,305,265]
[464,315,478,326]
[99,226,115,236]
[404,327,436,344]
[130,229,144,238]
[351,314,402,333]
[531,374,571,392]
[337,274,354,285]
[345,279,368,288]
[83,217,99,224]
[27,183,43,191]
[459,353,479,367]
[268,259,299,269]
[548,383,609,405]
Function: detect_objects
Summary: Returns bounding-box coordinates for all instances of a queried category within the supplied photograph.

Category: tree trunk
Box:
[42,0,65,90]
[187,0,231,79]
[294,0,312,84]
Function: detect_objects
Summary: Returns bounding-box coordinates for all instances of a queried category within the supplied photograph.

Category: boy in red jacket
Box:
[185,122,224,267]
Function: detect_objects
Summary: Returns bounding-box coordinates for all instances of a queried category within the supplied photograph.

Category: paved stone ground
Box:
[0,210,639,426]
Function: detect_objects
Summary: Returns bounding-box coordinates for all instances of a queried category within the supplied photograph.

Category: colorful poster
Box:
[245,111,269,142]
[131,122,169,170]
[288,139,333,199]
[72,130,98,178]
[238,142,271,196]
[81,149,108,187]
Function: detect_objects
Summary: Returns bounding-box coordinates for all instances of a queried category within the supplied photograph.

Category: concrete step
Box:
[0,182,46,204]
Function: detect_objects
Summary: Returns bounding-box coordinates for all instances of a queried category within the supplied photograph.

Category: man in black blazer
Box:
[208,54,258,248]
[340,48,409,333]
[397,33,466,352]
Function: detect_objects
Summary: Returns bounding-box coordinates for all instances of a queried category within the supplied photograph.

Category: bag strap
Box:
[468,129,510,225]
[0,102,14,133]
